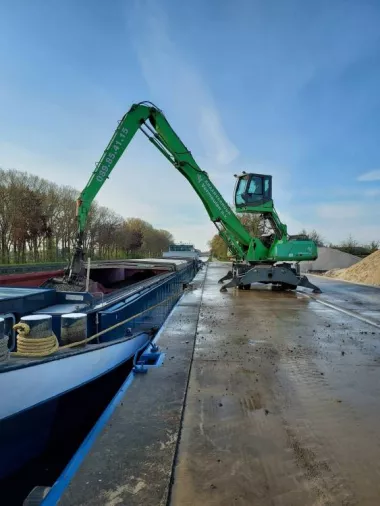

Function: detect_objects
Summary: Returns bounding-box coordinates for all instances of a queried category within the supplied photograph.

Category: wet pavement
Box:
[170,263,380,506]
[56,263,380,506]
[308,274,380,323]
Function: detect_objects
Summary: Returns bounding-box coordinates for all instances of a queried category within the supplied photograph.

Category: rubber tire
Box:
[239,284,251,290]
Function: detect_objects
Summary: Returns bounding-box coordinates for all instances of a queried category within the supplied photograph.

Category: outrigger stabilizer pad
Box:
[218,270,233,284]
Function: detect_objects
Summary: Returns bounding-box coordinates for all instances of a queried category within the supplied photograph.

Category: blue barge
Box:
[0,258,198,485]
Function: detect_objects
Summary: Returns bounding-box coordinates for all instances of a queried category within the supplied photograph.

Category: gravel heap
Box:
[325,250,380,286]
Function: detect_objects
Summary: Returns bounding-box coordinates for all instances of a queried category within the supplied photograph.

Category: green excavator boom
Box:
[66,101,320,293]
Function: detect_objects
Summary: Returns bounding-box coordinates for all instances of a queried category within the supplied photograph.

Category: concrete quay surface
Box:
[59,263,380,506]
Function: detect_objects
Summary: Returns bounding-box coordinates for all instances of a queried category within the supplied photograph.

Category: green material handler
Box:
[66,101,320,293]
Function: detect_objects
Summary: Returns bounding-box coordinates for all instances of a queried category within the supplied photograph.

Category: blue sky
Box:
[1,0,379,250]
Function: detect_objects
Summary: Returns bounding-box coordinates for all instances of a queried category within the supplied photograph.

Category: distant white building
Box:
[162,244,199,260]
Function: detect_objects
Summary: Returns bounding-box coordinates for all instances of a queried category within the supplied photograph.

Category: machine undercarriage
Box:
[218,262,321,293]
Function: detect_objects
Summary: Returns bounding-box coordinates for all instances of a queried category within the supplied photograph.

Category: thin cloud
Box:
[316,202,364,220]
[358,170,380,181]
[128,0,239,165]
[297,199,380,245]
[365,188,380,197]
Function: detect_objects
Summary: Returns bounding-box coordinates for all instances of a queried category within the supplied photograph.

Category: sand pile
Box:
[325,250,380,285]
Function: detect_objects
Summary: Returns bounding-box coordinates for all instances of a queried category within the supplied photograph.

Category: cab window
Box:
[235,176,249,204]
[247,176,263,195]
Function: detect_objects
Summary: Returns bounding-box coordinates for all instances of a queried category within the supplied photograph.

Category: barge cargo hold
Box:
[0,258,198,495]
[42,262,380,506]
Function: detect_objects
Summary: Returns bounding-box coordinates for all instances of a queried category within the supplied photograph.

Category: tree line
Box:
[209,216,379,260]
[0,168,173,264]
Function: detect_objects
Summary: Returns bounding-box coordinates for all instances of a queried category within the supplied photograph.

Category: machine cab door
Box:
[234,173,273,210]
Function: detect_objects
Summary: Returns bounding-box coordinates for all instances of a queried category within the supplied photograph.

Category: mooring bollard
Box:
[61,313,87,346]
[0,317,8,362]
[20,315,53,338]
[0,317,4,339]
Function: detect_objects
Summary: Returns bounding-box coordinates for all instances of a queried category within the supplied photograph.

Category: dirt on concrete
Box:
[325,249,380,286]
[170,263,380,506]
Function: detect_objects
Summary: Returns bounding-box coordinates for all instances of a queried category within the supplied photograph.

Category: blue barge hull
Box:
[0,258,199,487]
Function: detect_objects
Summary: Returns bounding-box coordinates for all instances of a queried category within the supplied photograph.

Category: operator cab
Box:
[234,172,272,210]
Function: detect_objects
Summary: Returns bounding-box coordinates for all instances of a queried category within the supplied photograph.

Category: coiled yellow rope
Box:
[12,323,59,357]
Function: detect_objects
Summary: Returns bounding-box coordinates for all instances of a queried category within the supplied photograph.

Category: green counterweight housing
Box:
[65,101,320,294]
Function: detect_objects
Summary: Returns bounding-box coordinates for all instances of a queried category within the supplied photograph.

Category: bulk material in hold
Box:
[61,313,87,346]
[20,315,53,338]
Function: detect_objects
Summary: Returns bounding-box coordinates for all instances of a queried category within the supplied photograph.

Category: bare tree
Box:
[238,213,262,237]
[0,168,175,264]
[298,228,325,246]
